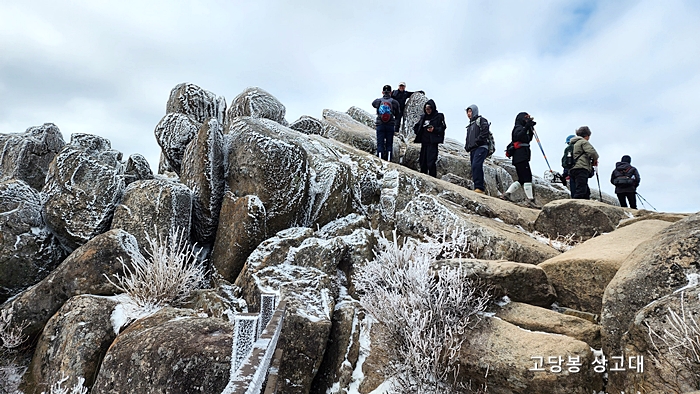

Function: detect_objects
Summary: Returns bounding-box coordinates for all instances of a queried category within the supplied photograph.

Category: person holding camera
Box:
[568,126,599,199]
[413,99,445,177]
[610,155,640,208]
[502,112,536,202]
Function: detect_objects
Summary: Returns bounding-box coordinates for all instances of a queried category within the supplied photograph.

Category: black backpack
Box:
[562,143,585,169]
[612,168,635,186]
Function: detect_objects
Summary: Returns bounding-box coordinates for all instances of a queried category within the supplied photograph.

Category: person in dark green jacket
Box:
[568,126,599,199]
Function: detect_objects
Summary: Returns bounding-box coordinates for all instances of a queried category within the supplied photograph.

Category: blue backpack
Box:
[378,100,393,123]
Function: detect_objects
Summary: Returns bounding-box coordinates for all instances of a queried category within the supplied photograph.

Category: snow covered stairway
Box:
[222,293,287,394]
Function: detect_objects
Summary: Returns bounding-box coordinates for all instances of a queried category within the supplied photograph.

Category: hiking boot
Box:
[474,189,485,194]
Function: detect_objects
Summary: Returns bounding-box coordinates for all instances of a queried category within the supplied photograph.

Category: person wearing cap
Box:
[372,85,401,161]
[610,155,640,208]
[391,82,424,135]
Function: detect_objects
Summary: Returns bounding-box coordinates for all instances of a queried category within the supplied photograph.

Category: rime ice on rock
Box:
[346,106,375,129]
[289,115,325,136]
[0,179,65,303]
[111,179,193,254]
[227,86,288,126]
[398,92,428,138]
[0,123,66,190]
[154,112,201,174]
[166,82,227,125]
[232,314,259,371]
[181,118,225,244]
[41,133,125,251]
[321,109,377,155]
[123,153,154,185]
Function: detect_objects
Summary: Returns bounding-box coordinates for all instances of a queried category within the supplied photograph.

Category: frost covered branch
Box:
[0,307,27,350]
[106,227,207,310]
[0,307,29,394]
[355,230,492,393]
[42,374,88,394]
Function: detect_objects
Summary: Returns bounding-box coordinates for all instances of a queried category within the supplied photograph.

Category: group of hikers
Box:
[372,83,642,209]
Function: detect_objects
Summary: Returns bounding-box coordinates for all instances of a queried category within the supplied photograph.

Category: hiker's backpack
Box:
[562,144,575,169]
[472,116,495,157]
[378,100,393,123]
[612,168,636,186]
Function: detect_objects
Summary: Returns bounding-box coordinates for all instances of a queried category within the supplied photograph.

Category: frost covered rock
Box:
[458,317,603,393]
[0,123,65,190]
[289,115,324,135]
[235,223,376,394]
[346,106,375,129]
[534,199,629,241]
[227,86,287,125]
[41,133,125,251]
[123,153,153,185]
[434,259,556,307]
[91,307,232,394]
[180,118,225,244]
[601,213,700,364]
[225,117,309,234]
[495,301,601,348]
[22,295,119,393]
[321,109,379,157]
[611,285,700,394]
[1,229,139,342]
[154,112,201,174]
[110,179,192,253]
[166,82,226,125]
[540,219,672,314]
[398,91,428,138]
[395,194,559,264]
[210,193,267,282]
[0,180,65,303]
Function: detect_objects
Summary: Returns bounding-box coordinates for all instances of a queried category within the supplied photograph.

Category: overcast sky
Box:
[1,0,699,213]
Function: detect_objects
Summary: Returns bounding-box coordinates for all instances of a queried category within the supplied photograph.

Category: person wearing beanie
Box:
[412,99,446,177]
[391,82,425,135]
[501,112,536,203]
[563,134,576,196]
[372,85,401,161]
[610,155,641,208]
[568,126,599,199]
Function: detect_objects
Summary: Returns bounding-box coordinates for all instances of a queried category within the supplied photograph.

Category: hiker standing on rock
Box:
[464,104,490,194]
[562,134,576,197]
[413,99,445,177]
[611,155,640,209]
[502,112,536,202]
[391,82,424,135]
[372,85,401,161]
[568,126,599,200]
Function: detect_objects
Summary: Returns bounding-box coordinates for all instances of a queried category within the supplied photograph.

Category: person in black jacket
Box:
[391,82,424,135]
[610,155,641,209]
[502,112,536,201]
[371,85,401,161]
[464,104,490,194]
[413,99,445,177]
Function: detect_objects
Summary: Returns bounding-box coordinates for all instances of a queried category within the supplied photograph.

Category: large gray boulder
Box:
[227,86,287,125]
[210,193,267,282]
[0,229,140,342]
[22,295,119,394]
[289,115,324,136]
[180,118,225,244]
[91,308,232,394]
[601,213,700,365]
[110,179,192,254]
[0,123,66,190]
[534,199,630,241]
[539,219,672,314]
[321,109,379,157]
[123,153,153,186]
[397,91,428,138]
[154,112,201,174]
[166,82,226,125]
[346,106,375,129]
[41,133,125,251]
[0,180,65,303]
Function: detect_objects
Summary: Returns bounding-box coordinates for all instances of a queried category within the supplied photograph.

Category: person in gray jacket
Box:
[568,126,599,199]
[464,104,490,194]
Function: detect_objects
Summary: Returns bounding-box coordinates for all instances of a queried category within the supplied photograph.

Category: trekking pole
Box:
[595,167,603,201]
[636,192,658,211]
[532,127,554,174]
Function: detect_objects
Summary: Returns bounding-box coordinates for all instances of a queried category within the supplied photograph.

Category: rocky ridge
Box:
[0,83,696,394]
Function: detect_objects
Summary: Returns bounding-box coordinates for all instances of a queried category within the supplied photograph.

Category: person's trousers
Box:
[514,161,532,185]
[617,192,637,209]
[470,146,488,191]
[419,142,439,177]
[376,123,394,159]
[570,168,591,199]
